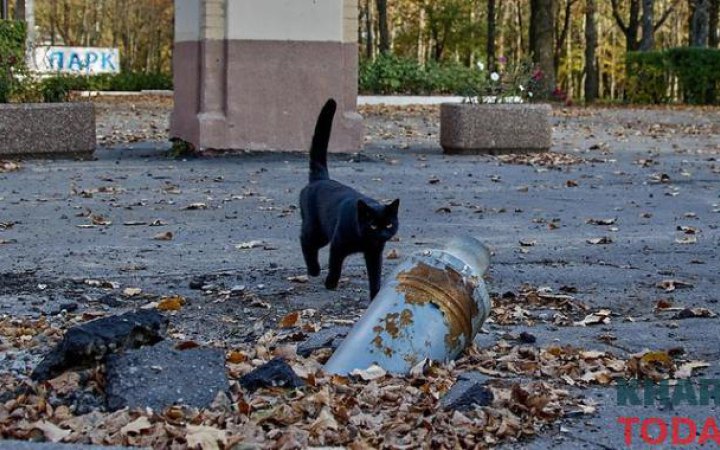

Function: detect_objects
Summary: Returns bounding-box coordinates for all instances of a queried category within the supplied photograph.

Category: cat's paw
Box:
[307,264,321,277]
[325,277,339,290]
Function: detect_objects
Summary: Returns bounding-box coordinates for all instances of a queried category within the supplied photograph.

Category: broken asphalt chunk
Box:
[239,358,304,392]
[32,310,168,381]
[105,341,228,411]
[441,372,494,411]
[297,326,351,357]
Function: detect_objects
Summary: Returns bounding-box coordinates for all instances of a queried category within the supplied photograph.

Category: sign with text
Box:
[33,47,120,74]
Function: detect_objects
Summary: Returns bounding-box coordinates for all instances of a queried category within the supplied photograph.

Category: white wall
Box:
[175,0,357,43]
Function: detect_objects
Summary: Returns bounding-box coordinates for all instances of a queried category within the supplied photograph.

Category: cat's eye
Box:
[370,224,378,230]
[386,224,393,229]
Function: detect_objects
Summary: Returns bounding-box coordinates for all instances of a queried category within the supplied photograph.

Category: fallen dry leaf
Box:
[227,351,247,364]
[675,361,710,379]
[183,203,208,210]
[673,307,716,319]
[586,237,613,245]
[235,240,265,250]
[31,421,71,443]
[0,160,20,173]
[657,279,694,292]
[123,287,142,297]
[574,310,611,327]
[586,218,616,226]
[120,416,153,435]
[153,231,174,241]
[279,312,301,329]
[287,275,309,284]
[157,295,185,311]
[186,424,228,450]
[675,235,697,245]
[351,364,387,381]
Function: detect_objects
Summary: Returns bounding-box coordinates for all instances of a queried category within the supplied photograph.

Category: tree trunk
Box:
[691,0,710,46]
[555,0,576,73]
[640,0,655,50]
[365,0,373,60]
[376,0,390,54]
[611,0,641,50]
[710,0,719,46]
[487,0,496,71]
[530,0,556,98]
[585,0,599,102]
[14,0,25,20]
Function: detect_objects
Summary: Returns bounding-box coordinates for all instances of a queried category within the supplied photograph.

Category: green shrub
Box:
[40,75,87,102]
[0,20,27,103]
[665,47,720,105]
[39,71,172,101]
[359,54,484,95]
[626,48,720,105]
[626,51,669,104]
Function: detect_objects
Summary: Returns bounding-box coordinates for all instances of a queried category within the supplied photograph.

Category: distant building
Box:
[171,0,363,153]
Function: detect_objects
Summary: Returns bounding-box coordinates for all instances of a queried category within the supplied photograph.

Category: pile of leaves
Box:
[0,284,711,449]
[490,285,588,327]
[496,152,585,168]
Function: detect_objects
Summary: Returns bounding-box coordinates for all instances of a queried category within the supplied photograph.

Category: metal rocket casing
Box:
[324,236,491,375]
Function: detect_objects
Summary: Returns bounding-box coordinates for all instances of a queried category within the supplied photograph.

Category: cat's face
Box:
[357,199,400,242]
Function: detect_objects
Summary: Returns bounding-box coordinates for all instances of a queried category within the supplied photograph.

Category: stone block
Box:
[440,103,552,155]
[0,102,96,158]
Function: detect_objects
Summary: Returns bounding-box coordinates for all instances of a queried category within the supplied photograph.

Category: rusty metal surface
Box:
[324,236,491,375]
[396,262,477,349]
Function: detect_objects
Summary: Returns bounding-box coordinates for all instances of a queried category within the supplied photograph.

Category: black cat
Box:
[299,99,400,299]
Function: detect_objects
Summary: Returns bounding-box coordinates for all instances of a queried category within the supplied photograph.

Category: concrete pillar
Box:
[171,0,364,153]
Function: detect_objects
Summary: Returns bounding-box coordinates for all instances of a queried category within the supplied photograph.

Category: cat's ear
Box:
[357,199,373,219]
[385,199,400,216]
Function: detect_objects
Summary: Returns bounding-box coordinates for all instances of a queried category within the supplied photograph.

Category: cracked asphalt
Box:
[1,99,720,448]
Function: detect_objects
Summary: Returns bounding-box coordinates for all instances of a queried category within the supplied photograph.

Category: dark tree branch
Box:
[610,0,629,33]
[654,0,681,31]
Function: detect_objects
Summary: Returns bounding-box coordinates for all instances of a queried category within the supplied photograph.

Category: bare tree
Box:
[585,0,599,102]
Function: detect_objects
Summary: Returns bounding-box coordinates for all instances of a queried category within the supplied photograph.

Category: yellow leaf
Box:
[227,351,247,364]
[279,311,301,328]
[157,296,185,311]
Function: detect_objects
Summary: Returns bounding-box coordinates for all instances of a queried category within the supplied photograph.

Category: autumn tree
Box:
[611,0,679,51]
[530,0,556,97]
[376,0,390,54]
[585,0,599,102]
[487,0,496,71]
[690,0,710,45]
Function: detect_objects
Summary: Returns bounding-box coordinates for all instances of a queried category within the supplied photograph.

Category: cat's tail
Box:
[309,99,337,182]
